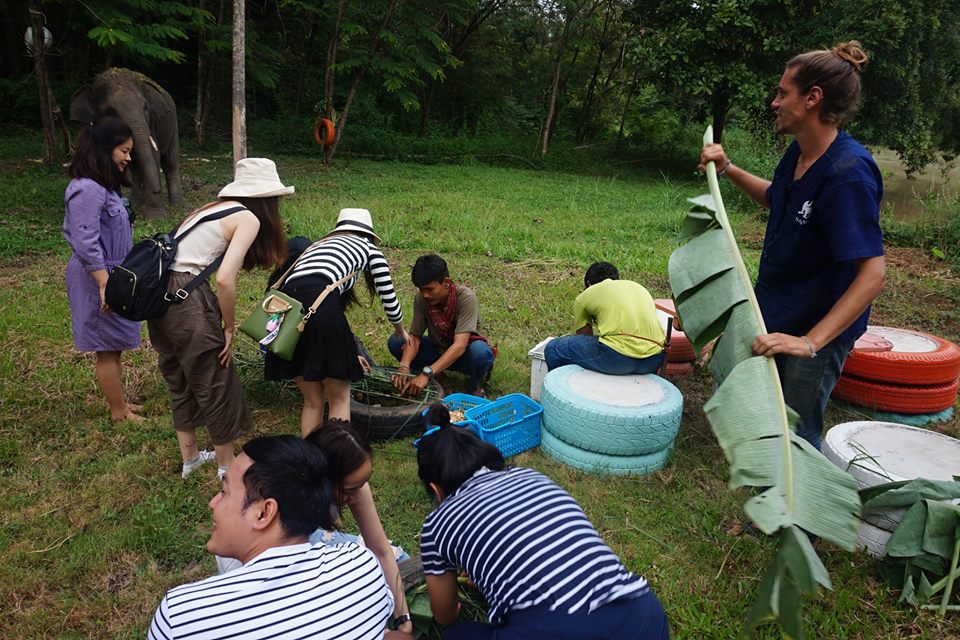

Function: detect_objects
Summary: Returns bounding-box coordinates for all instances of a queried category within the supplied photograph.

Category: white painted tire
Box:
[540,365,682,456]
[822,421,960,489]
[824,421,960,533]
[857,520,892,557]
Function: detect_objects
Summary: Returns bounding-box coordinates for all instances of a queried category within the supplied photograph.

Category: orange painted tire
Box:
[313,117,335,146]
[832,375,960,414]
[843,326,960,386]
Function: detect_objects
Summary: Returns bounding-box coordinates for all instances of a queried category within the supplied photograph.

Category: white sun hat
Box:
[218,158,295,198]
[334,207,380,242]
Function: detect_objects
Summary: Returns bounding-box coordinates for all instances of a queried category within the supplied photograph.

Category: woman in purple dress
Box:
[64,116,143,422]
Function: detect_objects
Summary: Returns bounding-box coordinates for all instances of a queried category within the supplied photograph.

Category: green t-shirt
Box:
[573,279,664,359]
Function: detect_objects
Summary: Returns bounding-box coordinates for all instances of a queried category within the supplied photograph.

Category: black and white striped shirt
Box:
[287,234,402,324]
[148,542,393,640]
[420,467,649,624]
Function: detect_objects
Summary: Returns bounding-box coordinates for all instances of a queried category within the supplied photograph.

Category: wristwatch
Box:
[421,366,434,378]
[391,613,412,629]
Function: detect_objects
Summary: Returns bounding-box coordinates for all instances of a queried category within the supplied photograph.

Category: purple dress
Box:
[63,178,141,352]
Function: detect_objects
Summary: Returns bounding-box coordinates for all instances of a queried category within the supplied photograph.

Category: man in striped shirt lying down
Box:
[147,436,399,640]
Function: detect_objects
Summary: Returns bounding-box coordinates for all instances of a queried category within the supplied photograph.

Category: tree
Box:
[830,0,960,172]
[638,0,804,143]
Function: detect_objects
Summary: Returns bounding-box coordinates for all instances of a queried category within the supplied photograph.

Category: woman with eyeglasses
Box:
[414,403,669,639]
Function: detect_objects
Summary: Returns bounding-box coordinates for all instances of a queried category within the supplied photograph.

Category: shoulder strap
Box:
[297,270,360,331]
[163,205,247,303]
[170,205,247,238]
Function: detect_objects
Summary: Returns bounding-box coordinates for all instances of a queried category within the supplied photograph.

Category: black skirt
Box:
[264,275,363,382]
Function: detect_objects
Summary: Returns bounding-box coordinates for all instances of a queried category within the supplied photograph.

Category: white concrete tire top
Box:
[566,369,666,407]
[823,421,960,488]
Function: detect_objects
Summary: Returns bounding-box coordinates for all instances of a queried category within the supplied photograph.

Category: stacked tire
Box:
[654,299,698,376]
[832,326,960,415]
[538,365,682,475]
[823,421,960,556]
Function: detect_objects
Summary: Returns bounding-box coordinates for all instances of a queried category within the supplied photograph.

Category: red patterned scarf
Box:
[427,281,490,347]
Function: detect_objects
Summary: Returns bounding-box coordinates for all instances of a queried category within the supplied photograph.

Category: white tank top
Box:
[170,203,240,275]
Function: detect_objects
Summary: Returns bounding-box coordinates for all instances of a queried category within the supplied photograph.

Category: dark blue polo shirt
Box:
[756,131,884,344]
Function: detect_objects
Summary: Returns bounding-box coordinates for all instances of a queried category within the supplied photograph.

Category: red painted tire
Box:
[313,117,335,146]
[843,326,960,386]
[655,300,695,362]
[832,375,960,414]
[665,361,695,376]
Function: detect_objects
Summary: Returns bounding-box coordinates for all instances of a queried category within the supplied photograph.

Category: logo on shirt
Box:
[795,200,814,225]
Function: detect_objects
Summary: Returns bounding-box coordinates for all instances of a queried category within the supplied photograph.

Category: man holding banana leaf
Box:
[699,41,885,450]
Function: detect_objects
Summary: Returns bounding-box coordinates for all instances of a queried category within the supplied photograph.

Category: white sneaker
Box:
[182,450,217,479]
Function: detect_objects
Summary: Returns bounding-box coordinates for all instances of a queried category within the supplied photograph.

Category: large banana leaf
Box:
[667,126,862,638]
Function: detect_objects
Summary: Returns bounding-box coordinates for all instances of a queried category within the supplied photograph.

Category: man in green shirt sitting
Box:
[545,262,665,375]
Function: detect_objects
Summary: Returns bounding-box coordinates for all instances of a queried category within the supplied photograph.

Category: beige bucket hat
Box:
[218,158,295,198]
[334,207,380,242]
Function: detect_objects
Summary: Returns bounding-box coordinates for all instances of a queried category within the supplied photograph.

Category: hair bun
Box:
[832,41,868,72]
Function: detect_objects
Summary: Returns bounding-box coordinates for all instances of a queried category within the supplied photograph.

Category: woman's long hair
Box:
[68,116,133,192]
[191,196,287,270]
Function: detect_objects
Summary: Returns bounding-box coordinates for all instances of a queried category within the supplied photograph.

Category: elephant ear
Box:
[69,85,97,123]
[142,80,174,116]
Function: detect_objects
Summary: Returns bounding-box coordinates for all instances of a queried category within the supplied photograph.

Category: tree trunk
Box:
[322,0,350,167]
[28,2,58,165]
[711,89,730,144]
[232,0,246,165]
[541,12,573,158]
[328,0,398,164]
[294,10,321,116]
[615,69,639,150]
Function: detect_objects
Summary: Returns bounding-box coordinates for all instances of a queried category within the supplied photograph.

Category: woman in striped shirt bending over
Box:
[414,403,669,639]
[265,208,409,435]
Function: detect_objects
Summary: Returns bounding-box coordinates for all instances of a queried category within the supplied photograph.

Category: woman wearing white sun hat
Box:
[148,158,291,479]
[265,207,410,435]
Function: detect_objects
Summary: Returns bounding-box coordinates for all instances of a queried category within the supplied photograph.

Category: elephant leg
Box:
[161,151,183,205]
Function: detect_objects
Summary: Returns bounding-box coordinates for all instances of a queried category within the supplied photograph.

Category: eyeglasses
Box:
[412,426,442,451]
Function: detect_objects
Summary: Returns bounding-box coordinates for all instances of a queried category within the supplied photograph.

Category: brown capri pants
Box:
[147,272,250,445]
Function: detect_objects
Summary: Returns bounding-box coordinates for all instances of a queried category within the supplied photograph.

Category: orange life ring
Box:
[842,326,960,386]
[832,375,959,414]
[313,117,335,146]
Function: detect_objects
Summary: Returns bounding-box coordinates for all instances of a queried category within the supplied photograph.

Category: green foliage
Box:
[79,0,209,64]
[830,0,960,172]
[669,127,861,638]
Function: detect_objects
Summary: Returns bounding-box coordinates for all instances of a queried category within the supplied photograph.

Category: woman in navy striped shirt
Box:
[265,208,409,434]
[415,404,669,639]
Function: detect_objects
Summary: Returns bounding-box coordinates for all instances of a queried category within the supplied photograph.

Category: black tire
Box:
[351,374,444,441]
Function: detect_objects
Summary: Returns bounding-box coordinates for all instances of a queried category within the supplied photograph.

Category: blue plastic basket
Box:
[464,393,543,458]
[420,393,491,430]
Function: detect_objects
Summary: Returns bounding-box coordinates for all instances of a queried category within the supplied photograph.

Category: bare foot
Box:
[112,409,145,423]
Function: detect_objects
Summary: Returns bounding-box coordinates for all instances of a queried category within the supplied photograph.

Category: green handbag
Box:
[240,249,358,360]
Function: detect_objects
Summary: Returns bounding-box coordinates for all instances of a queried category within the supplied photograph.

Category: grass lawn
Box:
[1,125,959,639]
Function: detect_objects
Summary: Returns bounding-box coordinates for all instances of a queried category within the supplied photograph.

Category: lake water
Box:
[871,147,959,221]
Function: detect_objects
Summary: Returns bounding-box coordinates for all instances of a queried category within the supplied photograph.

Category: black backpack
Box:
[105,206,245,321]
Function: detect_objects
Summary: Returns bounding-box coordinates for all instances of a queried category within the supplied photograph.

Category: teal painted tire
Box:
[540,429,671,476]
[540,365,682,455]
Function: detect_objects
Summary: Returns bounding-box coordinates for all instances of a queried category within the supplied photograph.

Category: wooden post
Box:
[28,2,57,165]
[231,0,246,166]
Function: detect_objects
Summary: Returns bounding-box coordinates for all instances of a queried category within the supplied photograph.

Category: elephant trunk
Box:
[127,120,165,219]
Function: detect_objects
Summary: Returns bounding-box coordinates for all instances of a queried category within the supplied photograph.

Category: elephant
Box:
[70,68,182,219]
